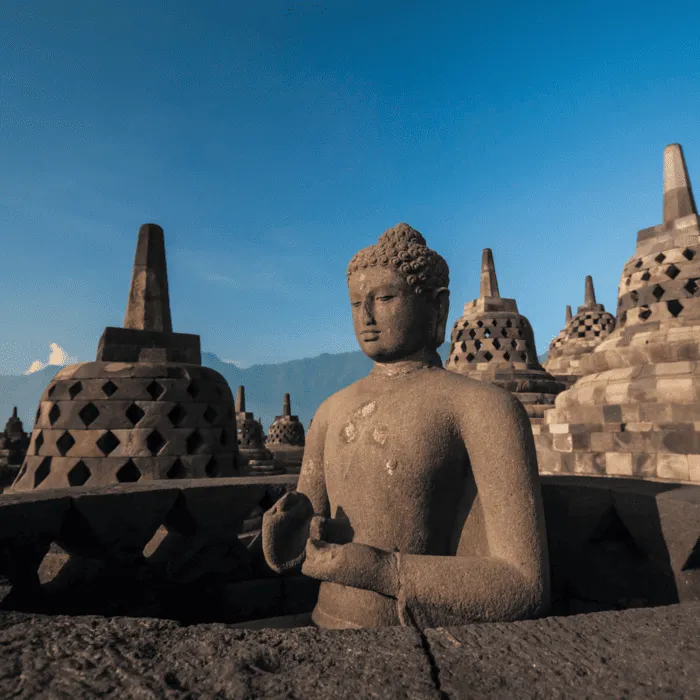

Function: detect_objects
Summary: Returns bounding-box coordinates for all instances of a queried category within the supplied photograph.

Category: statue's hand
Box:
[309,515,354,544]
[301,539,399,598]
[262,491,315,574]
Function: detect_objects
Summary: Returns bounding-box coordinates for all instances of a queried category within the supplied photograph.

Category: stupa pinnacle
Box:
[11,224,240,491]
[663,143,697,222]
[446,248,565,423]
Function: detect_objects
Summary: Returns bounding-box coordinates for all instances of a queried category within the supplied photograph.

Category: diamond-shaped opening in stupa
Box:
[203,406,217,424]
[48,404,61,426]
[102,380,118,398]
[146,430,166,456]
[79,403,100,427]
[168,404,187,426]
[68,382,83,399]
[667,299,684,317]
[186,429,204,454]
[167,458,186,479]
[125,403,145,426]
[67,460,91,487]
[34,457,51,487]
[56,431,75,457]
[205,457,218,477]
[116,459,141,483]
[665,264,680,280]
[146,381,165,401]
[96,430,120,456]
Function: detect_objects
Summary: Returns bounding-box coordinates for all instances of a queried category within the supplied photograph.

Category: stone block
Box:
[631,453,657,478]
[589,432,614,452]
[689,455,700,483]
[606,453,633,476]
[552,433,573,452]
[625,422,654,432]
[602,405,623,423]
[657,377,696,403]
[657,454,690,482]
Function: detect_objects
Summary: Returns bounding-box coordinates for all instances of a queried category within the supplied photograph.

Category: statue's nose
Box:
[362,299,376,325]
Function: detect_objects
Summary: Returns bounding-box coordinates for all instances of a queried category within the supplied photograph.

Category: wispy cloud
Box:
[24,343,79,375]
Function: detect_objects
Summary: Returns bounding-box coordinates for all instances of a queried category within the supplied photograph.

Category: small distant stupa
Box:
[544,276,616,387]
[446,249,565,423]
[266,393,306,473]
[235,386,283,475]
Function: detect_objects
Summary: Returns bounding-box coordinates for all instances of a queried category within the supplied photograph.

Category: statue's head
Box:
[347,223,450,362]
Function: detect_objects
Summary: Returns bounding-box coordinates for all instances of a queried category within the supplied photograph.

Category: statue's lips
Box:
[360,331,381,341]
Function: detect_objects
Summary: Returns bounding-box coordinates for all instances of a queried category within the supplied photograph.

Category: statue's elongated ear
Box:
[432,287,451,349]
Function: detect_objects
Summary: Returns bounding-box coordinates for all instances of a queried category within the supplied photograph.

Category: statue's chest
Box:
[323,392,458,503]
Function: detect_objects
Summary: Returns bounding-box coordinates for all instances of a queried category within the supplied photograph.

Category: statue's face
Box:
[348,266,445,362]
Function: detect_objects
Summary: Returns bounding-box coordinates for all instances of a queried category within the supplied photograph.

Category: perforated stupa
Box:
[265,393,305,473]
[446,249,565,423]
[544,276,616,387]
[536,144,700,483]
[235,385,283,475]
[11,223,240,491]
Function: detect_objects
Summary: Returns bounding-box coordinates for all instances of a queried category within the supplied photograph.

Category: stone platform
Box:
[0,603,697,698]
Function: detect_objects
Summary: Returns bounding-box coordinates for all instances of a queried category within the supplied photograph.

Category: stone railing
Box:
[0,474,697,622]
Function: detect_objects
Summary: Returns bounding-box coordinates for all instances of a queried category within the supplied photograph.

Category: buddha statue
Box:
[262,223,550,629]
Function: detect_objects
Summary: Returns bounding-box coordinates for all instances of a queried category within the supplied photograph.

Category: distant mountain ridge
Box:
[0,346,550,433]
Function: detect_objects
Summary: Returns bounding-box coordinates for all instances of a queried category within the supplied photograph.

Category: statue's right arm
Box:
[262,398,331,573]
[296,398,331,516]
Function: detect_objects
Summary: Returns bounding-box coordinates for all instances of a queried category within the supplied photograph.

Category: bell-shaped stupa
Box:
[235,386,283,475]
[11,224,240,491]
[546,305,573,365]
[446,249,565,423]
[544,276,616,388]
[266,393,305,473]
[537,144,700,483]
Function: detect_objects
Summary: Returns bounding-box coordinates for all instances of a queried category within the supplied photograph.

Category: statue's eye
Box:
[351,302,362,308]
[377,296,394,302]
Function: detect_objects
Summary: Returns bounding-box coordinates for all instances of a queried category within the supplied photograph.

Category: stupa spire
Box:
[236,385,246,413]
[480,248,500,298]
[11,407,17,419]
[123,223,173,333]
[565,305,572,323]
[663,144,697,222]
[584,276,596,307]
[283,393,291,417]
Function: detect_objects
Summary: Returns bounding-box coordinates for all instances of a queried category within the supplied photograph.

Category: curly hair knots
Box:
[346,223,450,295]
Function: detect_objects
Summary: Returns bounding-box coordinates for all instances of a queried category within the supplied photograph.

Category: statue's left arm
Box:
[394,388,550,627]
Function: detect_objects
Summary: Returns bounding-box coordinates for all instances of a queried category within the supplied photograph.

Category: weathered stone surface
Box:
[0,611,439,699]
[426,603,700,699]
[0,604,697,699]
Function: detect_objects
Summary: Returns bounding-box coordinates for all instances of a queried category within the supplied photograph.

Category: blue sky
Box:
[2,0,700,374]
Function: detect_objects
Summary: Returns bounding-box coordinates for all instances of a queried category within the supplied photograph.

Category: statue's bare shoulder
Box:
[430,368,529,441]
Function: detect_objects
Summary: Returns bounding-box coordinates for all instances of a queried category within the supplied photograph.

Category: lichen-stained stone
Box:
[537,145,700,483]
[446,248,565,425]
[10,224,240,491]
